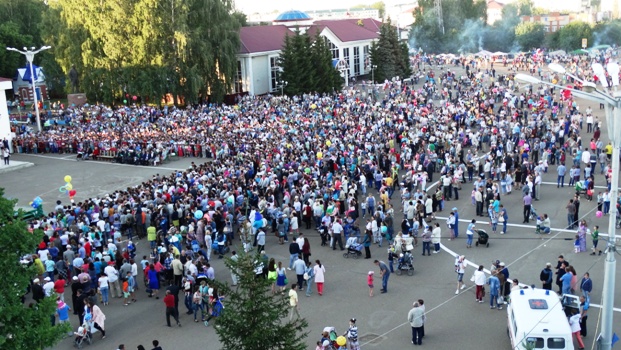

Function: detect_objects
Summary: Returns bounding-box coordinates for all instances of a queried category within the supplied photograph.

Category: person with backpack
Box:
[539,262,554,290]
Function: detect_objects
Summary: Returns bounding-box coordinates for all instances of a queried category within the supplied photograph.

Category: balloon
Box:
[596,211,603,218]
[254,212,263,222]
[336,336,346,346]
[64,175,72,183]
[132,95,137,101]
[59,186,67,193]
[69,189,76,197]
[381,226,387,233]
[194,210,204,220]
[65,183,73,191]
[123,99,127,104]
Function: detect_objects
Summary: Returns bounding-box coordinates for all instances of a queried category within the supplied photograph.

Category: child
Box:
[367,271,374,297]
[574,235,581,253]
[56,299,73,336]
[471,189,476,206]
[122,278,130,306]
[596,192,603,212]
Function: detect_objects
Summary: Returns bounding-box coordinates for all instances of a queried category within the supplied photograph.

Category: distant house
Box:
[521,12,579,32]
[487,0,504,25]
[235,10,381,96]
[13,66,48,102]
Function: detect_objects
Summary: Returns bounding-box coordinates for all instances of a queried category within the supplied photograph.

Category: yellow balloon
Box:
[336,336,346,346]
[65,183,73,191]
[64,175,72,183]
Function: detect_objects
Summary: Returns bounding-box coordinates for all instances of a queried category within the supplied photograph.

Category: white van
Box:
[507,288,574,350]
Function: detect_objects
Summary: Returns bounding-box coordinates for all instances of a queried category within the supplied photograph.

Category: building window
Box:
[325,37,339,60]
[353,46,360,76]
[270,56,279,92]
[234,60,243,93]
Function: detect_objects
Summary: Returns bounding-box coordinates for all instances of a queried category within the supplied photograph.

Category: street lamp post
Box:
[516,61,620,350]
[371,64,377,84]
[279,80,288,96]
[6,46,51,132]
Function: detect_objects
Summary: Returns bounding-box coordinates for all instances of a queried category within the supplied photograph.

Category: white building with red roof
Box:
[234,10,381,96]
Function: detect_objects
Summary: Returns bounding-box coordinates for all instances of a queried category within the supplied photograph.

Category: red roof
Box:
[239,25,293,54]
[487,0,504,9]
[311,18,381,42]
[0,77,12,82]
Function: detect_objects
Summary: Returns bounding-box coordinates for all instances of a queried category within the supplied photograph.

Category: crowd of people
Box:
[18,46,620,349]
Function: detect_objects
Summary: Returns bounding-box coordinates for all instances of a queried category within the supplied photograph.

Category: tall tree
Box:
[0,188,69,349]
[214,252,308,350]
[310,32,343,94]
[515,22,545,51]
[371,18,410,82]
[557,21,593,51]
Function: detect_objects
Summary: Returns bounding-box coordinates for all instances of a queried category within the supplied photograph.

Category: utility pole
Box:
[434,0,445,35]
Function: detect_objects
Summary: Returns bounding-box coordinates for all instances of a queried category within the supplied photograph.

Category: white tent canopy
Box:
[493,51,507,56]
[475,50,493,57]
[548,50,567,56]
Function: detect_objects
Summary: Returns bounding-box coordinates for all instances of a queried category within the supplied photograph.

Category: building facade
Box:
[236,11,381,96]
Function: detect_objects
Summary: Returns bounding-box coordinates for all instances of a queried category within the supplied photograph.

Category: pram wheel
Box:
[396,269,402,275]
[352,252,360,259]
[475,242,479,246]
[486,243,489,247]
[343,252,349,259]
[407,268,414,276]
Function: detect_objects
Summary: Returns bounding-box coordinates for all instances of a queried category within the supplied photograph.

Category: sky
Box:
[235,0,390,14]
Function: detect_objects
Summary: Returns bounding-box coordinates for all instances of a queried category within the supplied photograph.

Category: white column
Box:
[0,81,13,152]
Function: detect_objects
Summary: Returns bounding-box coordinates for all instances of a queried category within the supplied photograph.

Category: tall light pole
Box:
[517,60,620,350]
[6,46,51,133]
[371,64,377,84]
[279,80,288,96]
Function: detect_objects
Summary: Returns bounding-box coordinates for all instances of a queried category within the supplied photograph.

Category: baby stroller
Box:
[474,229,490,247]
[343,236,363,259]
[396,252,414,276]
[73,322,93,348]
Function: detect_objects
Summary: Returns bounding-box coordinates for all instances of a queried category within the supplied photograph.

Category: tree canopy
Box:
[40,0,241,104]
[370,18,411,82]
[214,252,309,350]
[279,29,342,96]
[0,188,69,349]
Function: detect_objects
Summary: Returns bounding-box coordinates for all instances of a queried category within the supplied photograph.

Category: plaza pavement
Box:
[3,66,621,350]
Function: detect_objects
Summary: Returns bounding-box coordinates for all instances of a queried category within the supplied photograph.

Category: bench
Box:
[98,150,116,162]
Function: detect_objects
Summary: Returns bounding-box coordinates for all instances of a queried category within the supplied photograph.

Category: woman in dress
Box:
[577,220,588,252]
[147,263,160,299]
[275,261,287,294]
[313,260,326,296]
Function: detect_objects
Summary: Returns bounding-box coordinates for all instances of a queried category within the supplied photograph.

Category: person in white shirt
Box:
[42,277,55,296]
[104,265,121,298]
[473,265,487,302]
[295,233,304,250]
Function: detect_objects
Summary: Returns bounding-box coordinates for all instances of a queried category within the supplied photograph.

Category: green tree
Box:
[43,0,240,104]
[0,188,69,349]
[517,0,533,15]
[557,21,592,51]
[213,252,308,350]
[233,11,248,27]
[593,20,621,46]
[279,30,314,96]
[544,30,560,49]
[515,22,545,51]
[310,32,343,94]
[371,19,411,80]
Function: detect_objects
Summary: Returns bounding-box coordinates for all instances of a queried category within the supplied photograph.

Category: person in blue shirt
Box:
[579,295,590,337]
[580,272,592,299]
[557,164,566,188]
[560,266,573,295]
[488,271,501,309]
[466,219,476,248]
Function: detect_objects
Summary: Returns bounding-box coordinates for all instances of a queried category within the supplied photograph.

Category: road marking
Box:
[541,181,616,190]
[15,153,184,171]
[439,242,621,313]
[434,216,619,240]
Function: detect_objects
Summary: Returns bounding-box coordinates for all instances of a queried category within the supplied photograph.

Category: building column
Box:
[0,81,13,152]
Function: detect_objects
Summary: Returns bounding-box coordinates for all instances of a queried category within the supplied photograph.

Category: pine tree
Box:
[310,32,342,94]
[371,19,411,83]
[0,188,69,349]
[213,252,308,350]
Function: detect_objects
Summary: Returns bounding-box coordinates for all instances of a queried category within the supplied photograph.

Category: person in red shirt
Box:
[163,290,181,327]
[54,278,66,301]
[84,240,92,257]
